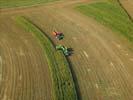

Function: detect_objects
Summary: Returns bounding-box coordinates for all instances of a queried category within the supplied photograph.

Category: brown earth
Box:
[120,0,133,18]
[0,16,52,100]
[1,0,133,100]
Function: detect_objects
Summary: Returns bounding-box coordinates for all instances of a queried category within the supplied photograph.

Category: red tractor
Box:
[52,31,64,40]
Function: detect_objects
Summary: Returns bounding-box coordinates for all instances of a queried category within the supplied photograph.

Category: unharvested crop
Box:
[15,16,77,100]
[76,1,133,42]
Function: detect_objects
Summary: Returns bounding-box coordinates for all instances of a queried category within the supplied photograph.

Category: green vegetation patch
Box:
[76,1,133,42]
[0,0,58,8]
[15,16,77,100]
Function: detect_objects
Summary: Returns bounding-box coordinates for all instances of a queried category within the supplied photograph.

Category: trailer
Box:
[52,31,64,40]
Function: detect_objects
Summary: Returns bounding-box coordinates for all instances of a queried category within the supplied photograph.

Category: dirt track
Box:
[1,0,133,100]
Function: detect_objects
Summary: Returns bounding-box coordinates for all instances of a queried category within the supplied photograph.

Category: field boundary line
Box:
[118,0,133,23]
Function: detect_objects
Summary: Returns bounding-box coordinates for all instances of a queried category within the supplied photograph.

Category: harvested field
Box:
[15,16,77,100]
[0,16,52,100]
[0,0,59,8]
[25,1,133,100]
[1,0,133,100]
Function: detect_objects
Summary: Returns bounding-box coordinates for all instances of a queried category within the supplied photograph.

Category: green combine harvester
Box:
[56,45,70,56]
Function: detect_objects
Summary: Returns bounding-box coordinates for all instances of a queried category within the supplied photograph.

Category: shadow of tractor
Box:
[67,48,74,56]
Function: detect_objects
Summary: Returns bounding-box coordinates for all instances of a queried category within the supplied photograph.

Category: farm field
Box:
[15,16,77,100]
[76,1,133,41]
[120,0,133,18]
[0,0,59,8]
[1,0,133,100]
[0,16,52,100]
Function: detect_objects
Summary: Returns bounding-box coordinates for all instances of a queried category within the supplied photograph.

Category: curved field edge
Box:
[0,0,59,8]
[75,1,133,42]
[15,16,78,100]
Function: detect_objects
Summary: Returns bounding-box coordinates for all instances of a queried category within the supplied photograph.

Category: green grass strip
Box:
[0,0,59,8]
[76,1,133,42]
[15,16,78,100]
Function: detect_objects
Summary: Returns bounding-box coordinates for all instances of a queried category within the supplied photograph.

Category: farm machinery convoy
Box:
[52,31,71,56]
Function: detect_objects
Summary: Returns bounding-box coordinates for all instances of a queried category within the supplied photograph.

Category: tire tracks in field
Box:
[119,0,133,20]
[25,1,133,99]
[118,0,133,23]
[1,0,133,100]
[0,17,52,100]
